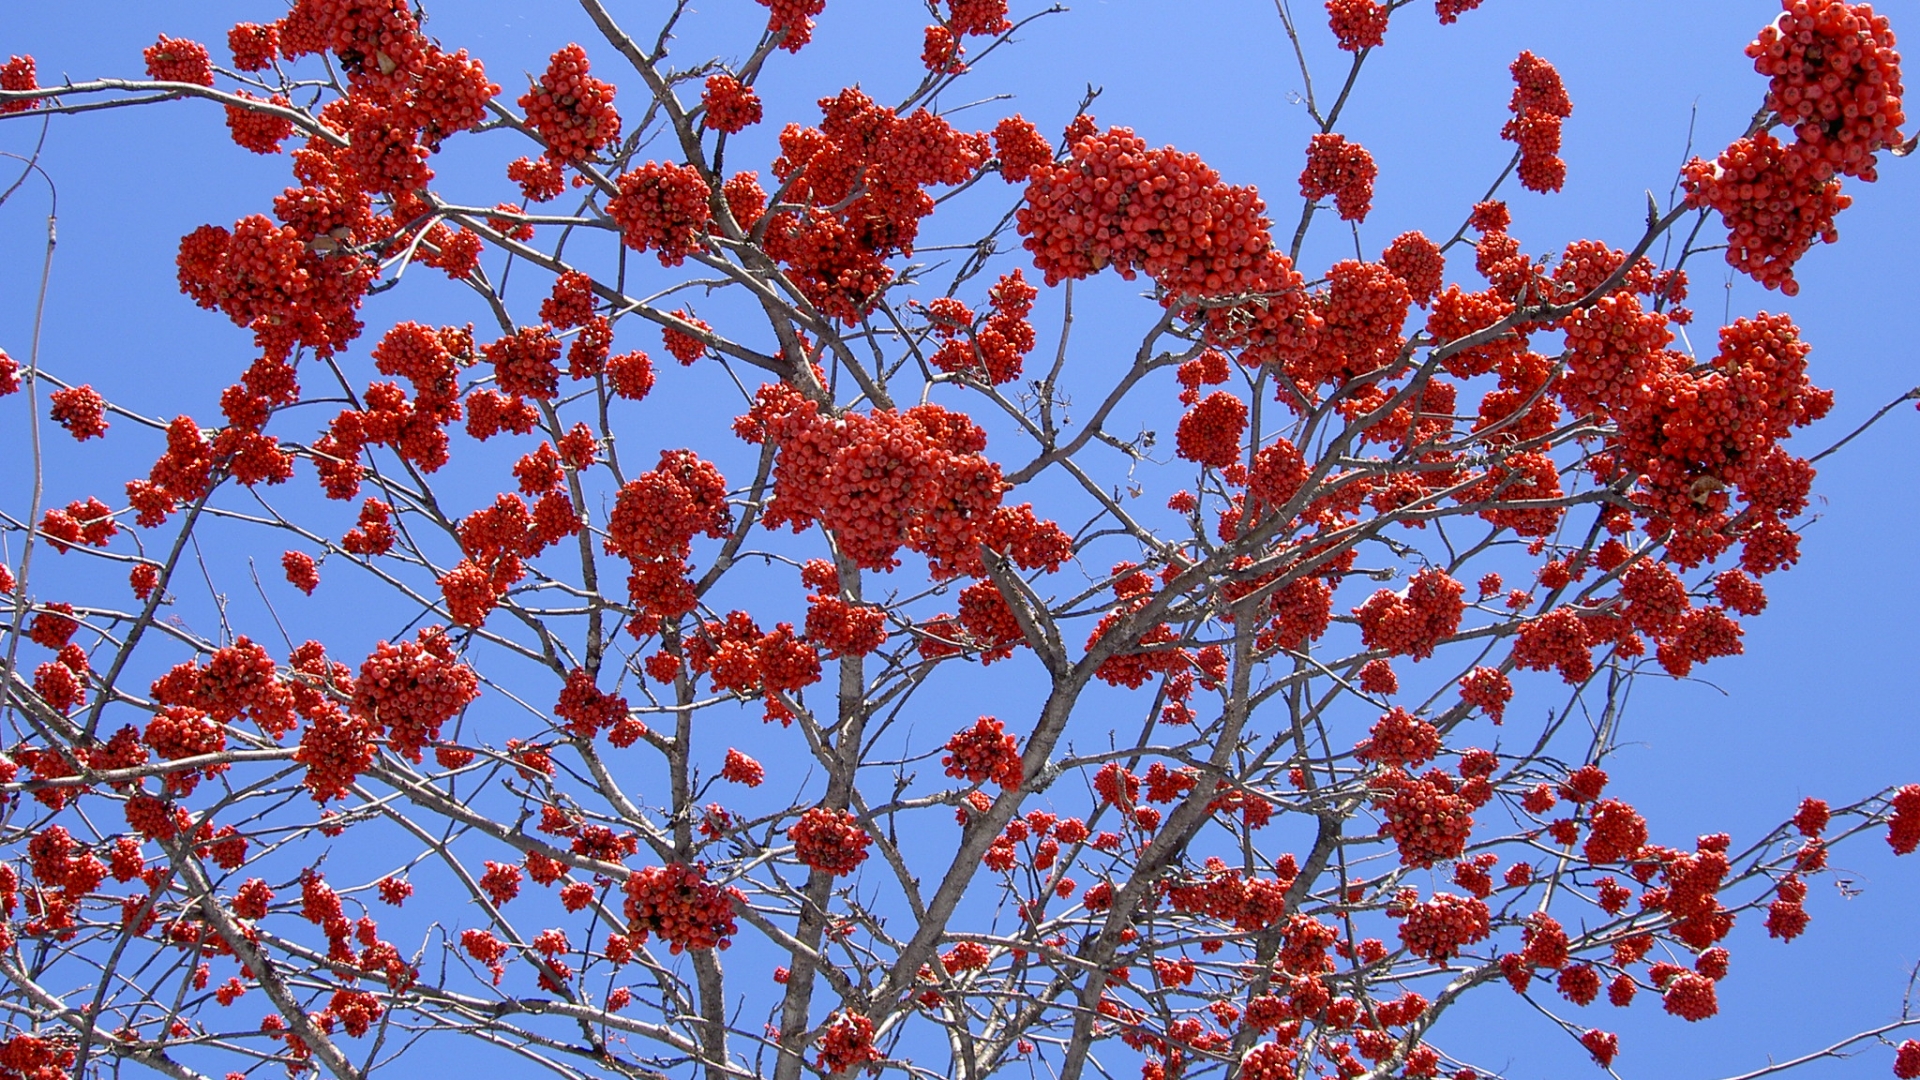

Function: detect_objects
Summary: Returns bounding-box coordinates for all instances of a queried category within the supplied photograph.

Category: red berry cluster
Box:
[144,35,214,86]
[683,611,822,722]
[755,0,829,52]
[33,660,85,713]
[48,385,108,441]
[1457,667,1512,723]
[720,748,765,786]
[1557,293,1673,420]
[1356,707,1441,769]
[609,162,713,266]
[927,270,1040,384]
[151,636,299,737]
[1512,608,1594,683]
[350,627,479,762]
[1751,0,1905,181]
[804,594,888,657]
[1326,0,1389,52]
[2,55,39,114]
[226,92,297,154]
[992,115,1053,182]
[789,807,872,875]
[623,862,739,953]
[1301,259,1412,385]
[1352,567,1465,660]
[815,1011,881,1074]
[38,497,117,553]
[1434,0,1485,23]
[1683,133,1851,295]
[519,44,621,163]
[1299,133,1378,222]
[293,685,377,802]
[554,669,628,739]
[1175,390,1248,468]
[281,550,320,594]
[1017,124,1319,367]
[942,715,1024,788]
[767,89,987,322]
[745,384,1067,578]
[1611,314,1829,573]
[605,449,732,623]
[227,22,277,70]
[1890,784,1920,855]
[701,74,763,134]
[482,325,562,400]
[508,155,566,202]
[1581,798,1649,864]
[1381,231,1445,307]
[1373,768,1476,867]
[1897,1041,1920,1080]
[1394,891,1491,960]
[1502,51,1573,193]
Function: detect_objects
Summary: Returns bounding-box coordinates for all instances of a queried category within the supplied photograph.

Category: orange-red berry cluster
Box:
[1502,51,1573,193]
[519,44,620,163]
[1299,133,1378,222]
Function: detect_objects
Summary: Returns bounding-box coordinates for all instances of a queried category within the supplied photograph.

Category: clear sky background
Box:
[4,1,1920,1077]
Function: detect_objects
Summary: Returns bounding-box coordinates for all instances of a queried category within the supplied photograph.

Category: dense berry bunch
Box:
[1683,133,1851,295]
[701,74,762,133]
[1018,125,1318,366]
[789,807,872,875]
[992,115,1053,182]
[281,550,320,594]
[1381,231,1445,307]
[554,669,628,739]
[143,35,214,86]
[519,44,620,162]
[1434,0,1485,23]
[350,628,479,761]
[1750,0,1905,181]
[720,748,765,786]
[927,270,1040,384]
[152,636,298,736]
[225,93,296,154]
[1374,768,1474,867]
[1457,667,1513,722]
[1326,0,1389,51]
[624,863,739,953]
[608,162,713,265]
[756,0,829,51]
[1302,259,1411,384]
[766,89,987,321]
[816,1012,881,1074]
[943,716,1024,788]
[605,449,732,622]
[1890,785,1920,855]
[1512,608,1594,683]
[48,385,109,441]
[227,22,277,69]
[1395,892,1491,960]
[482,325,562,400]
[682,611,821,721]
[2,55,39,114]
[745,385,1067,577]
[1502,51,1573,193]
[1299,133,1377,222]
[1175,391,1248,468]
[1352,568,1465,660]
[1357,708,1441,769]
[804,595,888,657]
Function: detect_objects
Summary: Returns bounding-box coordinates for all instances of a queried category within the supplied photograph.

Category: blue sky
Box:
[5,1,1920,1077]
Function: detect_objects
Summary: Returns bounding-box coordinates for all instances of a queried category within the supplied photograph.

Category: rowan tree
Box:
[0,2,1918,1079]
